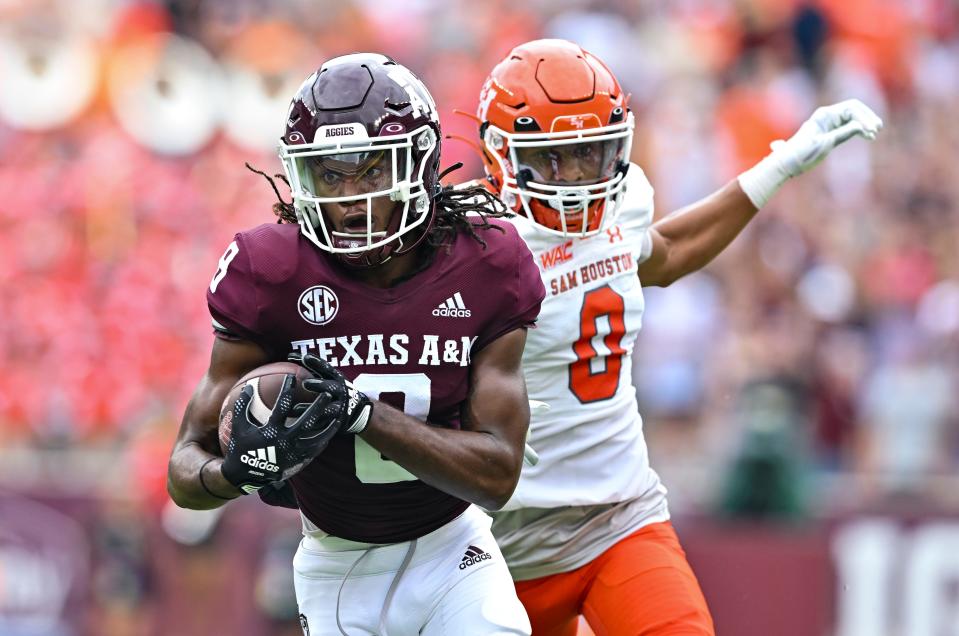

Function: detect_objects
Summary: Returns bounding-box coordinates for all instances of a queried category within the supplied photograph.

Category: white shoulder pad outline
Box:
[615,163,655,231]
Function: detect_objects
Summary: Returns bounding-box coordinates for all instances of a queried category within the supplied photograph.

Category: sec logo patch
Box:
[298,285,339,325]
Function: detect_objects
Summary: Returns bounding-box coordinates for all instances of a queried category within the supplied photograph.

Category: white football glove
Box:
[738,99,883,208]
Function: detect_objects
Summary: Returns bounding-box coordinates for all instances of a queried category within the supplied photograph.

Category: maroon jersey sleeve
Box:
[472,220,546,352]
[206,233,265,344]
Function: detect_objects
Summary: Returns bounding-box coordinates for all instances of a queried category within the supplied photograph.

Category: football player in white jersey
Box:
[472,39,882,635]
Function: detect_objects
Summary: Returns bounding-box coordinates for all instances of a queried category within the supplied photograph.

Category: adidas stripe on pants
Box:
[293,506,530,635]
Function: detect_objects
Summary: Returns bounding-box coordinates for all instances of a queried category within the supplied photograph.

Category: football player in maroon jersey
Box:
[167,53,543,634]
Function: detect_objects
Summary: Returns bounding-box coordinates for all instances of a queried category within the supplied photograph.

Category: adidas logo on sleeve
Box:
[240,446,279,473]
[459,545,492,569]
[433,292,471,318]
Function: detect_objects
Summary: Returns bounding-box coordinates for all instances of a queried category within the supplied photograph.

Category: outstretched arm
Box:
[638,181,757,287]
[639,99,883,287]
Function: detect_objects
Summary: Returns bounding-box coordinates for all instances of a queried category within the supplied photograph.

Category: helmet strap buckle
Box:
[390,181,412,202]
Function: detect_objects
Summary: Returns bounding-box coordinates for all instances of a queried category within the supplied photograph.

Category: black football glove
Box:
[220,374,342,494]
[257,481,299,509]
[289,353,374,434]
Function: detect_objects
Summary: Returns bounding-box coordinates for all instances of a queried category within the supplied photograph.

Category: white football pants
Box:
[293,505,531,636]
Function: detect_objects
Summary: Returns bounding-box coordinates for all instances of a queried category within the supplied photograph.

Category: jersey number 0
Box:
[569,286,627,403]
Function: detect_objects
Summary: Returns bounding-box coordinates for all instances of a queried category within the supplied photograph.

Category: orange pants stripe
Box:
[513,521,714,636]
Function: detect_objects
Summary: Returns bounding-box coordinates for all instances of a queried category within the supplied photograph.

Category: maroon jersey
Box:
[207,221,545,542]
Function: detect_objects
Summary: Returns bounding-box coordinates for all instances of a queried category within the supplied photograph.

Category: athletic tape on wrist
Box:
[737,153,790,209]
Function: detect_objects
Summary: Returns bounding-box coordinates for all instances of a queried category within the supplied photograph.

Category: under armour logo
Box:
[606,226,624,243]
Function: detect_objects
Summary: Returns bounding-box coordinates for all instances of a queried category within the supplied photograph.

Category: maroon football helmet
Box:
[279,53,442,268]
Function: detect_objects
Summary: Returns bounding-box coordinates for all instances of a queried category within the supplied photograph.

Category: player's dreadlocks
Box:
[245,163,509,251]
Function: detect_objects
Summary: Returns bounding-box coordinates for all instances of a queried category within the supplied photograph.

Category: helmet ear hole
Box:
[514,116,541,132]
[417,128,436,150]
[609,106,625,124]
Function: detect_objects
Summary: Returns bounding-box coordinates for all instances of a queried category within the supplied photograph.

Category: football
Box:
[218,361,316,455]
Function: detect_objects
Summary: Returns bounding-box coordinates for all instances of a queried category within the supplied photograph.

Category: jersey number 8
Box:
[351,373,429,484]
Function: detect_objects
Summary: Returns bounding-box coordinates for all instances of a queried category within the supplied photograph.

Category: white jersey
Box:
[503,164,666,510]
[493,165,670,579]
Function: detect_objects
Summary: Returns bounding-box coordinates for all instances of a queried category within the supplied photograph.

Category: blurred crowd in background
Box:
[0,0,957,632]
[4,0,959,512]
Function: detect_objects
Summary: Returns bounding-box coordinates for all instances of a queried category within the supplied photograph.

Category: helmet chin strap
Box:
[332,243,389,268]
[335,241,393,268]
[546,190,589,213]
[526,193,604,235]
[330,229,388,250]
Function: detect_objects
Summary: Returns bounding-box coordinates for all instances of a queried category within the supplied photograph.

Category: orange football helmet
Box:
[477,39,633,237]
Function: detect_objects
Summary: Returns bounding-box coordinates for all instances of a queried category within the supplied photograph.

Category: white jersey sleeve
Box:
[503,164,668,512]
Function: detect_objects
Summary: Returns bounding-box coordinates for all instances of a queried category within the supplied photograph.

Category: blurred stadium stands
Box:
[0,0,957,634]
